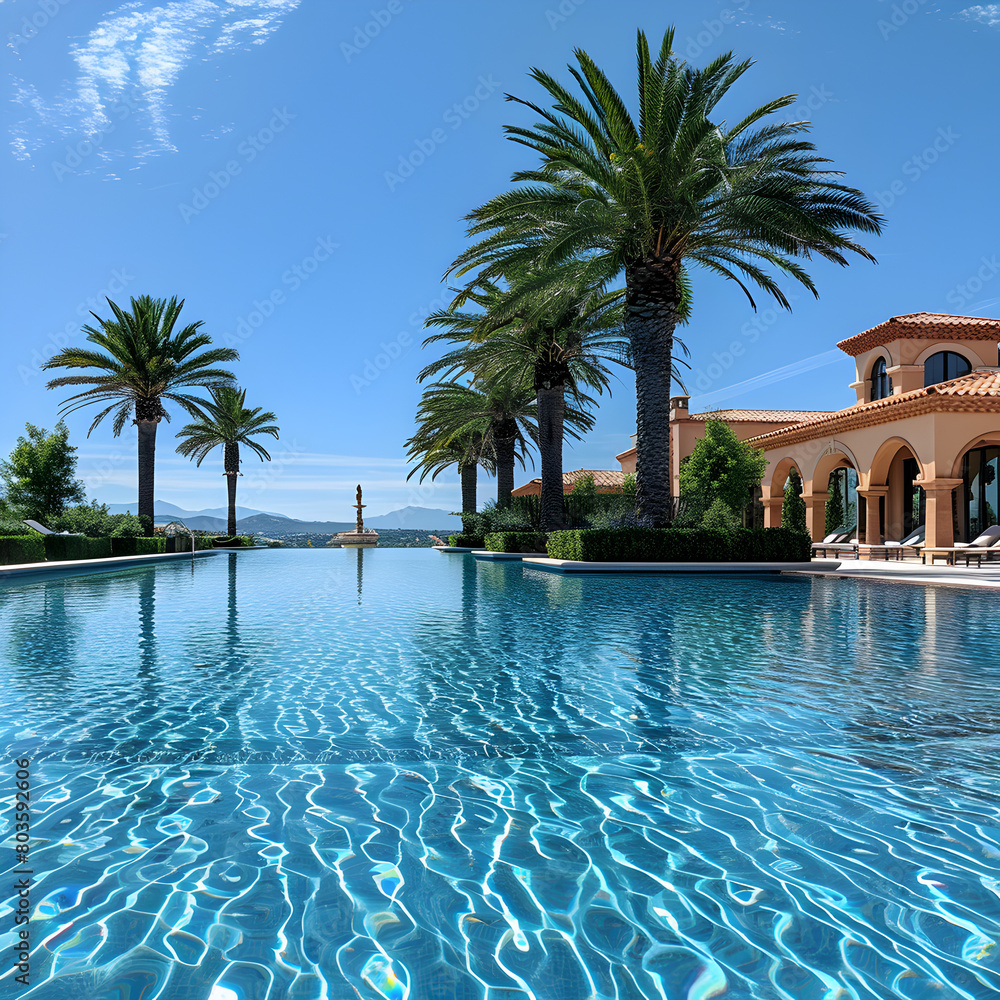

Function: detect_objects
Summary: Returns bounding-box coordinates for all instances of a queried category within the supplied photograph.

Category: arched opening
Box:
[961,445,1000,542]
[810,449,859,540]
[868,439,926,543]
[870,356,892,401]
[924,350,971,387]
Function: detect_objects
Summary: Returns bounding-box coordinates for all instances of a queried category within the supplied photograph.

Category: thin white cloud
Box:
[11,0,300,164]
[960,4,1000,27]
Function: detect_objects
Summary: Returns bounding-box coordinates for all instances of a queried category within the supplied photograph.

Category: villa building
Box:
[610,312,1000,548]
[514,312,1000,548]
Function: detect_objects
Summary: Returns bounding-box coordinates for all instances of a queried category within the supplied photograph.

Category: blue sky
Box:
[2,0,998,519]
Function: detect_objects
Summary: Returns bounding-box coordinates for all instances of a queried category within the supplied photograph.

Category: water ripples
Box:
[1,550,999,998]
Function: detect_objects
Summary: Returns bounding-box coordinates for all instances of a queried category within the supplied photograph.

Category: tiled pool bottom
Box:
[2,550,999,999]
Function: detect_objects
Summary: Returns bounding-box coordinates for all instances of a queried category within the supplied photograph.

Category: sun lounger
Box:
[880,525,925,560]
[23,519,81,536]
[921,529,1000,566]
[811,535,859,559]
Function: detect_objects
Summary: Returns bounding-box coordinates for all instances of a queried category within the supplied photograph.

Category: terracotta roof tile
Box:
[691,408,831,422]
[512,469,627,496]
[837,312,1000,356]
[748,368,1000,448]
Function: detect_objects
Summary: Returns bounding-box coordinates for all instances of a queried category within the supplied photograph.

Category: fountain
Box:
[332,484,379,547]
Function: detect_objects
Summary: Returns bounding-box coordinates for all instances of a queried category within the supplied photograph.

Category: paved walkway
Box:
[792,558,1000,589]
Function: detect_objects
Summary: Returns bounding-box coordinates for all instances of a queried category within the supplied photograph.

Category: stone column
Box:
[801,493,828,541]
[917,479,963,549]
[761,495,784,528]
[857,486,888,546]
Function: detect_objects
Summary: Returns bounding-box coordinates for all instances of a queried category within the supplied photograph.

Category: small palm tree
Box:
[175,386,280,537]
[405,395,496,517]
[409,379,538,508]
[422,268,626,529]
[43,296,238,531]
[451,28,883,524]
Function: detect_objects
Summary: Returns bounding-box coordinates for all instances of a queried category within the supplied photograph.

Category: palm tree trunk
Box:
[225,441,239,537]
[137,419,157,534]
[223,441,240,538]
[626,262,680,528]
[495,423,516,508]
[537,385,565,532]
[460,462,477,514]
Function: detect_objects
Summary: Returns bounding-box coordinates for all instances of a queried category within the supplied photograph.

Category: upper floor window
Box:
[870,357,892,400]
[924,351,971,387]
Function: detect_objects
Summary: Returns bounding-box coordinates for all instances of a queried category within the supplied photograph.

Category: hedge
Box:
[44,535,112,561]
[111,537,167,557]
[0,535,45,565]
[545,527,811,563]
[484,531,549,553]
[447,534,485,548]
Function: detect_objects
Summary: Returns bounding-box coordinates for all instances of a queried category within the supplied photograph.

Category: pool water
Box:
[1,549,999,999]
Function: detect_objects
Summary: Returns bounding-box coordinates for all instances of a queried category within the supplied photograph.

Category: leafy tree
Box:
[0,421,86,521]
[450,27,882,524]
[175,385,280,537]
[51,501,145,538]
[679,419,766,523]
[783,467,807,535]
[43,295,238,532]
[825,470,846,535]
[701,496,740,533]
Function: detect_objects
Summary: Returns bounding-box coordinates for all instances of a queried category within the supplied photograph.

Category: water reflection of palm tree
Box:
[356,546,364,605]
[7,581,79,695]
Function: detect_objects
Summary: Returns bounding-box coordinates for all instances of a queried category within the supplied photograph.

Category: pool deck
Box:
[791,558,1000,589]
[0,549,220,582]
[472,550,549,561]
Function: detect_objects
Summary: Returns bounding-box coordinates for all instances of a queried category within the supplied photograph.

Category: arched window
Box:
[924,351,971,387]
[870,357,891,401]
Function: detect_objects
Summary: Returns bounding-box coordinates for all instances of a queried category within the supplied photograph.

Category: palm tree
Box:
[450,28,883,525]
[405,411,493,517]
[175,385,280,537]
[43,296,238,531]
[421,269,626,530]
[409,379,538,508]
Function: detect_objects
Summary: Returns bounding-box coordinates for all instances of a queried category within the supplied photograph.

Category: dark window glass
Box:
[870,358,891,400]
[924,351,971,387]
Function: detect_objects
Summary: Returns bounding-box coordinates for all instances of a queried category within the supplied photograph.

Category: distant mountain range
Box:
[102,500,463,534]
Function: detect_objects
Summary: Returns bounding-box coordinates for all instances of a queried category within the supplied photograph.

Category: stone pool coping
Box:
[433,545,476,553]
[0,549,221,582]
[522,558,840,574]
[471,550,549,561]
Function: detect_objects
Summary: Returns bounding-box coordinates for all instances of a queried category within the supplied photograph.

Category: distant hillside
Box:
[106,500,289,522]
[238,514,354,536]
[98,499,460,535]
[365,507,462,530]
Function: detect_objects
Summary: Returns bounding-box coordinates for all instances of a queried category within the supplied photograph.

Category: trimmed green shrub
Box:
[546,527,810,563]
[213,536,244,547]
[0,534,45,565]
[44,535,90,561]
[447,534,484,548]
[86,538,113,559]
[484,531,549,553]
[110,537,166,557]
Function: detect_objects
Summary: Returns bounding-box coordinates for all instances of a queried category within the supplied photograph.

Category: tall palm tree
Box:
[422,269,627,530]
[450,28,883,525]
[175,385,280,537]
[405,394,496,517]
[43,296,238,531]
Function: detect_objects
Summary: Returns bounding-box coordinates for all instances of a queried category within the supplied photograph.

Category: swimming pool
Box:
[2,549,999,999]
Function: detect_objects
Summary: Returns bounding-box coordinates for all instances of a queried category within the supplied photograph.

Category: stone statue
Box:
[353,483,366,533]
